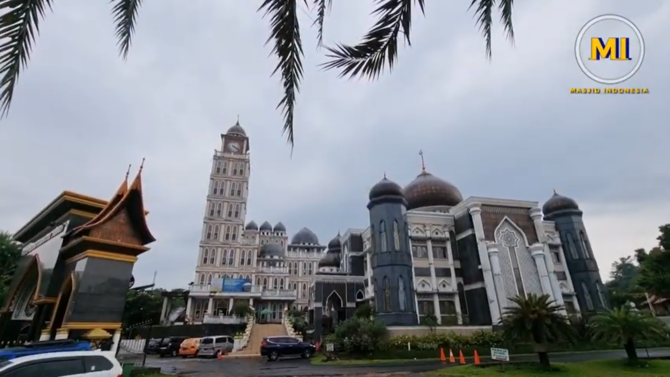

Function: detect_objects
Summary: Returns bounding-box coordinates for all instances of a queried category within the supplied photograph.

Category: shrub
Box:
[331,317,387,355]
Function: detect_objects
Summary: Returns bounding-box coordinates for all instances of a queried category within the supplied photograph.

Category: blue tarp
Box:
[222,278,250,292]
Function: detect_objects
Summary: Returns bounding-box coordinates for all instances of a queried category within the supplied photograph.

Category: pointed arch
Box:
[493,216,531,247]
[393,220,400,250]
[356,290,365,300]
[325,290,344,308]
[579,231,591,259]
[437,278,451,290]
[379,221,387,251]
[566,233,579,259]
[416,279,431,291]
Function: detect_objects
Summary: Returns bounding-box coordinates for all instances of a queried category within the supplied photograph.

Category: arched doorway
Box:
[325,291,344,325]
[49,274,74,339]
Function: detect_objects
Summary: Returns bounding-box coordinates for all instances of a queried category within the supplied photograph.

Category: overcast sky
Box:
[1,0,668,289]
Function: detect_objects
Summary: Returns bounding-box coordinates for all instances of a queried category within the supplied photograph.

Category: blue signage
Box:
[222,278,250,292]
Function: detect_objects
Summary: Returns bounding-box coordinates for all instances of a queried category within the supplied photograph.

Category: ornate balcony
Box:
[259,266,289,274]
[261,289,297,300]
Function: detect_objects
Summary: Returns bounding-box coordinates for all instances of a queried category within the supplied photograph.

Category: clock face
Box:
[228,142,240,153]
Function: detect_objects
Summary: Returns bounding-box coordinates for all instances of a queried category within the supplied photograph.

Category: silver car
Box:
[198,335,234,358]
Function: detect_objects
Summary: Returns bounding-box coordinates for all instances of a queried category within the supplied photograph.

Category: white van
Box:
[0,350,122,376]
[198,336,234,358]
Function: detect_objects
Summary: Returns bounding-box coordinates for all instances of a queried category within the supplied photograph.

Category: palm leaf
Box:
[111,0,143,59]
[321,0,425,80]
[312,0,332,48]
[259,0,307,147]
[0,0,53,117]
[470,0,515,59]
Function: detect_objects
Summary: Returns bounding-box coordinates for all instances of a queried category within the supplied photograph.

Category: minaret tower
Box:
[367,174,418,326]
[194,119,251,283]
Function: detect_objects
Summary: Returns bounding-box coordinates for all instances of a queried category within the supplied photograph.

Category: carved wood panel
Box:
[90,208,142,245]
[480,206,538,245]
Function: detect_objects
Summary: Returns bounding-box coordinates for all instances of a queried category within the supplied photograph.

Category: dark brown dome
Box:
[403,171,463,210]
[542,191,579,215]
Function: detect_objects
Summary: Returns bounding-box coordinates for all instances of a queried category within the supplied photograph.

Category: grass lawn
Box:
[430,359,670,376]
[311,356,440,365]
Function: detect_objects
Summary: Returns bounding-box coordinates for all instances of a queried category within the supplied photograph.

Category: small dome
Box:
[327,234,341,251]
[245,221,259,231]
[259,242,284,258]
[318,253,340,269]
[542,191,579,215]
[226,121,246,136]
[273,222,286,232]
[369,176,403,201]
[291,227,319,245]
[259,221,272,231]
[403,171,463,210]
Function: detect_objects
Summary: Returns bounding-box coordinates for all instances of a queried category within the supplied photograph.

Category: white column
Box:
[530,244,553,298]
[207,297,214,314]
[426,237,442,323]
[229,298,234,313]
[160,296,169,325]
[529,208,566,311]
[486,243,507,316]
[445,234,462,324]
[186,296,193,321]
[366,253,374,297]
[468,203,502,324]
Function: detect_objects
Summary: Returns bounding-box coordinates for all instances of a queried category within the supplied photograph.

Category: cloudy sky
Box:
[1,0,668,289]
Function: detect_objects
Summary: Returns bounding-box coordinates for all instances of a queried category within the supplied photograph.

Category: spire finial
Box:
[125,164,132,180]
[139,158,146,174]
[419,149,426,172]
[383,171,387,179]
[553,188,557,195]
[236,114,240,124]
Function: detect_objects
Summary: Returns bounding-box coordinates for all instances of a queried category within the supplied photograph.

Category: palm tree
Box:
[499,293,575,369]
[0,231,21,305]
[589,307,668,364]
[0,0,515,147]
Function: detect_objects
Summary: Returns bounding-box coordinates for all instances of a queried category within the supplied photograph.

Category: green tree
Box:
[606,256,645,308]
[231,301,253,318]
[353,303,374,319]
[589,307,668,363]
[123,288,163,328]
[0,0,515,146]
[0,231,22,306]
[499,294,575,369]
[635,224,670,299]
[286,309,308,334]
[331,316,386,355]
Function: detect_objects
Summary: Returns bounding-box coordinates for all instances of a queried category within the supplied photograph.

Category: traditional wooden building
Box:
[0,167,155,344]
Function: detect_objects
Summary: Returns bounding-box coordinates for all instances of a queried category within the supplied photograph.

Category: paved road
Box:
[145,348,670,377]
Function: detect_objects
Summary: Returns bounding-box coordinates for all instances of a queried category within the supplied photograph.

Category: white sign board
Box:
[326,343,334,352]
[490,347,509,362]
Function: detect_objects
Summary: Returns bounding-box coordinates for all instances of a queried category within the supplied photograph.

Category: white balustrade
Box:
[259,266,289,274]
[203,314,246,324]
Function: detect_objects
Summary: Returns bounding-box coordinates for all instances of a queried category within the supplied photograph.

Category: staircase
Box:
[235,324,287,355]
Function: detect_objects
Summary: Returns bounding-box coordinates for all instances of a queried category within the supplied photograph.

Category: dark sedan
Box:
[260,336,315,361]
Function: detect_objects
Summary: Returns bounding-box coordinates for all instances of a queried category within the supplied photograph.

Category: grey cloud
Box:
[0,0,667,288]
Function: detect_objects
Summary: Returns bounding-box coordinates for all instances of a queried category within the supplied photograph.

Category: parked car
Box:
[0,350,122,376]
[157,336,187,358]
[198,335,234,358]
[0,339,91,361]
[260,336,315,361]
[178,338,201,358]
[145,338,162,355]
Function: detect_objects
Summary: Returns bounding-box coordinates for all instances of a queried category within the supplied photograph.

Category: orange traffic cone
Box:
[474,350,481,365]
[449,349,455,363]
[458,350,466,365]
[217,352,224,360]
[439,348,446,362]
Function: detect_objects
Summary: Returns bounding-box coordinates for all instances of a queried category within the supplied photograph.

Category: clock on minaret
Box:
[227,142,241,153]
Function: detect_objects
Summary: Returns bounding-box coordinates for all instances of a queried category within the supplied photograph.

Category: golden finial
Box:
[139,158,146,174]
[125,164,132,180]
[419,149,426,172]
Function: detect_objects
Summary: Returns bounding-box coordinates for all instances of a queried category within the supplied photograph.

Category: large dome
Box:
[259,221,273,231]
[369,176,403,201]
[403,171,463,210]
[318,253,340,269]
[542,191,579,215]
[291,227,319,245]
[259,242,284,258]
[245,221,259,231]
[226,121,246,136]
[273,222,286,232]
[327,234,341,251]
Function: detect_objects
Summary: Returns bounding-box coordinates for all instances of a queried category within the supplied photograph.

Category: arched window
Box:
[256,277,261,286]
[230,182,236,196]
[582,282,594,310]
[280,278,284,289]
[240,250,246,266]
[208,202,215,217]
[263,278,268,289]
[221,249,228,265]
[206,225,212,239]
[580,232,591,259]
[398,275,406,311]
[215,161,221,174]
[216,203,222,217]
[210,249,216,265]
[308,262,313,275]
[237,184,242,197]
[239,163,245,176]
[380,221,387,251]
[231,227,237,241]
[303,262,307,276]
[383,277,391,311]
[232,163,238,175]
[202,249,209,265]
[246,248,251,265]
[199,274,205,284]
[207,274,213,285]
[302,283,307,298]
[234,204,240,218]
[225,226,231,240]
[222,161,227,175]
[393,220,400,250]
[213,225,219,240]
[566,233,579,259]
[229,249,235,266]
[227,204,233,218]
[596,282,608,309]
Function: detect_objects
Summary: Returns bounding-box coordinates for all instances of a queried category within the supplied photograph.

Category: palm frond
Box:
[321,0,425,80]
[0,0,53,117]
[498,0,514,43]
[469,0,494,59]
[111,0,143,59]
[312,0,332,48]
[259,0,306,147]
